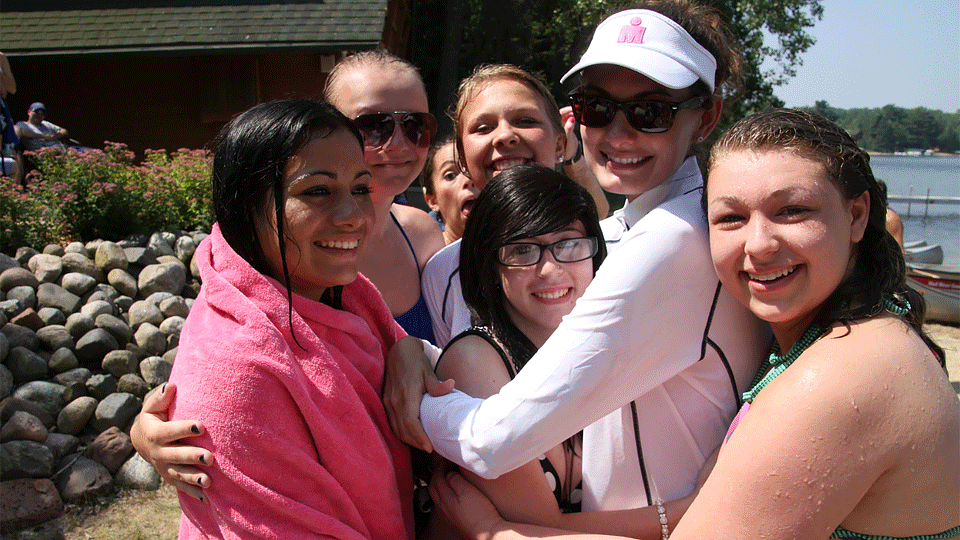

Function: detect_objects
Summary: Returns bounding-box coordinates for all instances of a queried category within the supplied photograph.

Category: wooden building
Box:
[2,0,412,156]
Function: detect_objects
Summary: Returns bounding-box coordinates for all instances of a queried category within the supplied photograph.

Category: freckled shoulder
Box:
[390,203,444,269]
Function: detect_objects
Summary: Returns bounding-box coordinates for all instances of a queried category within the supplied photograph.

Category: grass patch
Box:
[57,484,181,540]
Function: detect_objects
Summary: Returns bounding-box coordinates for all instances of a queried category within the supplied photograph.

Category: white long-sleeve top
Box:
[420,158,769,510]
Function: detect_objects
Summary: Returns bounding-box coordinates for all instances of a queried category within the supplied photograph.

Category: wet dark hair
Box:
[212,99,364,334]
[460,164,606,370]
[705,108,933,340]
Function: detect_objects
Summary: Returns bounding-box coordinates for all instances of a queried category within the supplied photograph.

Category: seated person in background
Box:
[15,102,74,151]
[876,179,904,249]
[1,51,22,181]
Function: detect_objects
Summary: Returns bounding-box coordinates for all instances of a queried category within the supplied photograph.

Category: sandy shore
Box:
[927,322,960,397]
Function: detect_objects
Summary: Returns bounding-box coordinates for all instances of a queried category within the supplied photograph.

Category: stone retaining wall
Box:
[1,231,207,535]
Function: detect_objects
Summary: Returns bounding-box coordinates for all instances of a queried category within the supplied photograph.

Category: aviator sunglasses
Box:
[498,237,598,267]
[353,111,438,150]
[568,91,710,134]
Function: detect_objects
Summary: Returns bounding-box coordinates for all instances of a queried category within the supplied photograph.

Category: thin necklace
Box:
[742,297,910,404]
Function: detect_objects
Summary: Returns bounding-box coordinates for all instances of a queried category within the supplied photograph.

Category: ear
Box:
[423,191,440,214]
[695,96,723,142]
[849,190,870,243]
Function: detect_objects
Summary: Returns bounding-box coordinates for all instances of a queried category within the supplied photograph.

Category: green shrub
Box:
[0,142,213,253]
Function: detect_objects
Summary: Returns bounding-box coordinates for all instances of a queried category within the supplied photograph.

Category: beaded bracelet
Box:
[655,498,669,540]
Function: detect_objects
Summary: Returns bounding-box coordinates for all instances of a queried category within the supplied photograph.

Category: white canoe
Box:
[906,263,960,325]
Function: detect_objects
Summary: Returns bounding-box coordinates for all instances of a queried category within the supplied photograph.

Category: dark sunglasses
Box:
[568,91,710,134]
[498,237,598,267]
[353,111,437,150]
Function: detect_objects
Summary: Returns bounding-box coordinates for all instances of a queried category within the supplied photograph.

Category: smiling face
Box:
[424,142,478,244]
[328,65,431,198]
[706,149,869,345]
[578,64,718,201]
[255,129,375,300]
[498,220,595,347]
[459,78,565,190]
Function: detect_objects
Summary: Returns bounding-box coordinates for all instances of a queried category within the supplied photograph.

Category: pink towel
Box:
[170,224,413,540]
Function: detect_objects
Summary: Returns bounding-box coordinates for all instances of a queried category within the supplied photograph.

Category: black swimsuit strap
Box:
[436,327,516,378]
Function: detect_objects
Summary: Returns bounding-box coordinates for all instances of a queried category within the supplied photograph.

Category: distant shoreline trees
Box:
[804,101,960,154]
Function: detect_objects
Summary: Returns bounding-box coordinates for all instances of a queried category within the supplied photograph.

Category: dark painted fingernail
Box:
[198,454,206,464]
[161,383,168,394]
[199,495,206,504]
[191,425,200,434]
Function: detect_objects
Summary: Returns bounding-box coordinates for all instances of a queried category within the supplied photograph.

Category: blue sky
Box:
[769,0,960,112]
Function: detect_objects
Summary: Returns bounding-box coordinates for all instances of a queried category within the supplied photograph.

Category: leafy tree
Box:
[408,0,824,135]
[799,102,960,153]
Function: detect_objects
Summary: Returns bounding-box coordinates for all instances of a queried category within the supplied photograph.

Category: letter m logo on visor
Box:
[618,17,647,44]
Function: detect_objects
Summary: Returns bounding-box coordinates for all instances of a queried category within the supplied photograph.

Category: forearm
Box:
[563,159,609,219]
[555,493,695,539]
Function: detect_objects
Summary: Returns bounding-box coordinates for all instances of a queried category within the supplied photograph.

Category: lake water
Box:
[871,155,959,267]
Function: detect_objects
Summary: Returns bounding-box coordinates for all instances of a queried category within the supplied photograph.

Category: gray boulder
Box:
[80,300,113,320]
[60,272,98,296]
[134,323,167,356]
[53,454,112,501]
[35,325,73,352]
[64,312,95,339]
[64,241,87,255]
[29,254,62,283]
[138,262,186,298]
[0,267,40,292]
[0,364,11,399]
[74,328,119,366]
[36,283,81,314]
[115,452,162,490]
[95,313,131,346]
[43,432,80,461]
[14,247,39,266]
[12,381,66,416]
[117,374,149,398]
[51,367,91,388]
[60,253,105,282]
[47,348,79,373]
[56,396,97,436]
[2,323,38,351]
[94,241,128,273]
[139,356,172,387]
[127,300,163,329]
[83,283,120,305]
[91,392,140,432]
[107,268,138,297]
[7,285,37,310]
[101,350,138,378]
[85,374,117,401]
[41,244,64,256]
[7,347,48,383]
[1,440,54,479]
[36,307,66,326]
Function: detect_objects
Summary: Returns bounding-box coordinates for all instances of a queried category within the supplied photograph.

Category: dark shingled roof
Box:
[3,1,389,56]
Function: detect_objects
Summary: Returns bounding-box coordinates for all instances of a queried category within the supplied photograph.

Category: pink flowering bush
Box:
[0,142,213,252]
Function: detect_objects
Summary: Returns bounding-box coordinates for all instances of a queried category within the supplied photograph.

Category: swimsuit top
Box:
[390,212,436,344]
[725,324,960,540]
[438,327,582,513]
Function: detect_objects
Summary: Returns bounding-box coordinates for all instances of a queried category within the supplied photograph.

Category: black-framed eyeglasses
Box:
[498,237,598,267]
[353,111,438,150]
[568,91,710,134]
